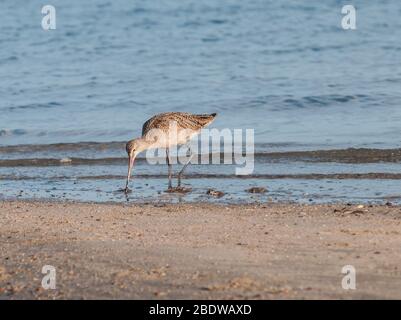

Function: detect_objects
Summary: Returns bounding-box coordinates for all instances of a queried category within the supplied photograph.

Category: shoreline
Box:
[1,200,401,299]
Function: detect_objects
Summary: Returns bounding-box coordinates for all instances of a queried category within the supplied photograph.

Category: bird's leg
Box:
[177,146,193,187]
[166,147,173,190]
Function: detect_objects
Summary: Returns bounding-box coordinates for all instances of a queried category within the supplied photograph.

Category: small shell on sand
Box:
[60,158,72,164]
[247,187,267,194]
[206,189,225,198]
[165,186,192,194]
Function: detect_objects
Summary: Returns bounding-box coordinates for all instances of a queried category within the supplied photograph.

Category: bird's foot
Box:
[177,176,183,188]
[123,187,132,194]
[117,187,131,193]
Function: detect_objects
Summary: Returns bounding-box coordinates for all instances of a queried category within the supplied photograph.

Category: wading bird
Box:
[124,112,217,193]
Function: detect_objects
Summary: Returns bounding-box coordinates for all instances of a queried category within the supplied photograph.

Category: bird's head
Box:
[125,138,154,192]
[126,138,140,157]
[126,139,142,172]
[126,137,152,157]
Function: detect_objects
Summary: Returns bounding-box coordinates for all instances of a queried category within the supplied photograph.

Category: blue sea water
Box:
[1,0,401,148]
[1,0,401,203]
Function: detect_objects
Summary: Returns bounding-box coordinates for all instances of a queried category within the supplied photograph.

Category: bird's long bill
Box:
[125,153,136,192]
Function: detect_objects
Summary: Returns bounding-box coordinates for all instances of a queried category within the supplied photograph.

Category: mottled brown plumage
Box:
[141,112,217,136]
[124,112,217,193]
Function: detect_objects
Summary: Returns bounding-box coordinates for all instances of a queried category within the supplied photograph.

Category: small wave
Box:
[0,129,28,137]
[0,141,125,154]
[1,55,18,62]
[209,19,227,24]
[241,94,371,111]
[253,148,401,163]
[0,157,126,167]
[3,173,401,181]
[282,94,367,108]
[2,102,62,112]
[97,2,111,9]
[2,148,401,166]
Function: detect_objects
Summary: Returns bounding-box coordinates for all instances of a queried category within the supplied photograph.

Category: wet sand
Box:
[1,200,401,299]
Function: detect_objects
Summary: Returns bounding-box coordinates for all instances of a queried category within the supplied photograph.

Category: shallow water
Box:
[2,145,401,204]
[2,177,401,205]
[1,1,401,203]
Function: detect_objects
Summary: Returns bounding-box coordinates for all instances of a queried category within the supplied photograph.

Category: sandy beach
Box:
[1,200,400,299]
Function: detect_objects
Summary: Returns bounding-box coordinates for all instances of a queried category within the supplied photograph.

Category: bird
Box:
[124,112,217,193]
